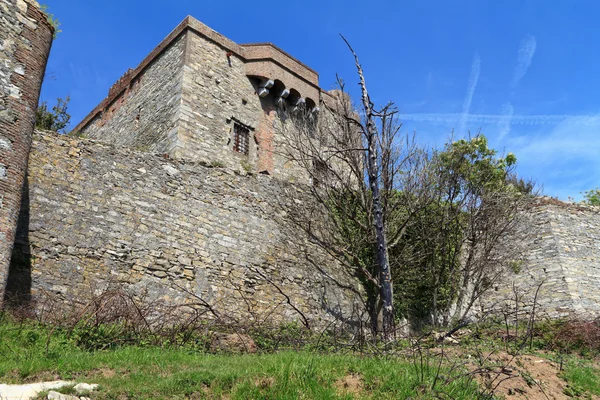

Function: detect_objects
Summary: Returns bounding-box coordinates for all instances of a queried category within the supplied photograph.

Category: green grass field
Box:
[0,320,481,399]
[2,317,600,399]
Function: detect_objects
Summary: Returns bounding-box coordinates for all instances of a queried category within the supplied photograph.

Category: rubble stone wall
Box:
[6,130,365,326]
[77,34,185,153]
[482,201,600,319]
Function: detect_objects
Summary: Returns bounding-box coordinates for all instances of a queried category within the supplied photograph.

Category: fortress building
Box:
[2,15,365,326]
[73,16,332,181]
[2,10,600,324]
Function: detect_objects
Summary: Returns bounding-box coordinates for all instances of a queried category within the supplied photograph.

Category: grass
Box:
[5,315,600,399]
[561,359,600,397]
[0,320,481,399]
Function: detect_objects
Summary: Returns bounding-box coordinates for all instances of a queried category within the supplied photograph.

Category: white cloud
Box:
[507,114,600,200]
[511,34,536,88]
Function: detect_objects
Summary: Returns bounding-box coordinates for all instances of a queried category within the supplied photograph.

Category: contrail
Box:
[498,102,514,138]
[399,113,600,126]
[459,54,481,133]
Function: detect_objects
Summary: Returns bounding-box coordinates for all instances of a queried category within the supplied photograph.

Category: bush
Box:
[35,96,71,133]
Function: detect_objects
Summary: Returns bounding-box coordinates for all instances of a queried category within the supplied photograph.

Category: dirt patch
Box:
[255,376,275,389]
[209,333,258,353]
[470,351,597,399]
[22,371,61,383]
[334,373,364,397]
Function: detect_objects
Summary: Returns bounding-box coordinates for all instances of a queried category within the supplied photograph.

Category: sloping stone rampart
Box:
[483,200,600,319]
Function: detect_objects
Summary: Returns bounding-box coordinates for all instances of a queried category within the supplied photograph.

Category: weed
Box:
[40,4,61,38]
[210,160,226,168]
[240,160,253,174]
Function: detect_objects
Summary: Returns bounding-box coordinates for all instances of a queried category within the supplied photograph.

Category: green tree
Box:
[393,135,533,327]
[35,96,71,133]
[582,188,600,206]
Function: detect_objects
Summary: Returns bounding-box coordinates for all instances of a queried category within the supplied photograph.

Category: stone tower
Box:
[0,0,53,304]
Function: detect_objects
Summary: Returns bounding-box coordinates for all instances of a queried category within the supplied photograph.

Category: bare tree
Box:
[275,38,534,335]
[274,38,430,337]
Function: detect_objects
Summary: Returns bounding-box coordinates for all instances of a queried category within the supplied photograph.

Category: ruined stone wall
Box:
[78,34,185,153]
[0,0,53,304]
[6,130,364,326]
[482,201,600,319]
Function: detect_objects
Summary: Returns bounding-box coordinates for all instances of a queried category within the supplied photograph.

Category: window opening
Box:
[233,122,250,155]
[313,158,330,187]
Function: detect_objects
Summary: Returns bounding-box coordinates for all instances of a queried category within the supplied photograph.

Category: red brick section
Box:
[73,16,329,133]
[0,1,53,304]
[241,43,319,86]
[255,104,276,175]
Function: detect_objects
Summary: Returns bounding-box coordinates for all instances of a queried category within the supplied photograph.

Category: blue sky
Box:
[39,0,600,200]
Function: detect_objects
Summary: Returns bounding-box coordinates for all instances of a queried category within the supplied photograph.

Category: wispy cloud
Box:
[400,112,600,126]
[459,54,481,133]
[511,34,536,88]
[509,114,600,200]
[498,102,514,138]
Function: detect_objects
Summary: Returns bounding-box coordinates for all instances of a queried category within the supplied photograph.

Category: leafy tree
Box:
[394,135,533,327]
[582,188,600,206]
[35,96,71,133]
[277,36,534,333]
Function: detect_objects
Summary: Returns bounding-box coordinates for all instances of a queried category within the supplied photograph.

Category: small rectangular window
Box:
[233,122,250,155]
[312,158,329,187]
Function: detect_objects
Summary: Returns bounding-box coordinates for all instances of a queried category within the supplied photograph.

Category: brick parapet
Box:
[0,0,53,304]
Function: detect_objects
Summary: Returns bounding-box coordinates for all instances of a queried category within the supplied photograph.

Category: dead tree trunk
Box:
[342,36,394,338]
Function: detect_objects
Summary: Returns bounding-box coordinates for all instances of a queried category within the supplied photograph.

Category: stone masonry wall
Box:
[6,130,364,326]
[77,17,322,183]
[79,34,185,153]
[176,30,310,182]
[482,201,600,319]
[174,31,264,172]
[0,0,52,304]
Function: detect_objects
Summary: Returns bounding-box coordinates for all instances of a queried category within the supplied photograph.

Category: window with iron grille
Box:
[233,122,250,155]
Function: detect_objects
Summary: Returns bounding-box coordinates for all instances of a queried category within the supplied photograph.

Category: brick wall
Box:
[0,0,53,304]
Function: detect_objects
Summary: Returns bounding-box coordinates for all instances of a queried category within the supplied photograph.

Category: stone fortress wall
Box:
[2,13,364,325]
[2,7,600,323]
[0,0,53,303]
[73,16,330,183]
[482,199,600,319]
[6,129,365,325]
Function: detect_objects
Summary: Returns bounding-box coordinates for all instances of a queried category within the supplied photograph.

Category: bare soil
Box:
[471,351,599,400]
